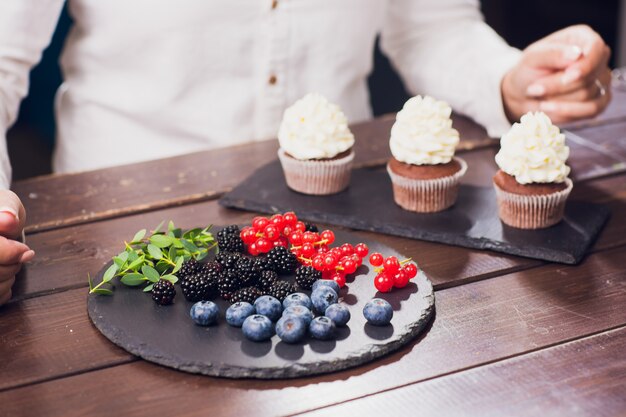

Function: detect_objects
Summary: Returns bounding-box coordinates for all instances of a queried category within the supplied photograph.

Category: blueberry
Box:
[254,295,283,321]
[363,298,393,326]
[225,301,255,327]
[275,316,307,344]
[309,316,336,340]
[282,292,312,310]
[311,279,340,294]
[311,286,338,314]
[325,303,351,327]
[283,305,314,325]
[242,314,274,342]
[189,301,219,326]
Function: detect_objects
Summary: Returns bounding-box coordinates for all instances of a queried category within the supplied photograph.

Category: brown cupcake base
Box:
[278,148,354,195]
[493,171,573,229]
[386,157,467,213]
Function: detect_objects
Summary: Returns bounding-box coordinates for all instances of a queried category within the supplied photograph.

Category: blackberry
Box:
[217,268,242,300]
[235,256,260,286]
[203,260,223,274]
[257,270,279,292]
[266,246,298,275]
[253,257,275,273]
[216,251,242,269]
[181,270,219,302]
[217,225,244,253]
[267,280,296,302]
[304,222,319,233]
[229,286,262,304]
[295,265,322,290]
[151,279,176,305]
[178,259,202,281]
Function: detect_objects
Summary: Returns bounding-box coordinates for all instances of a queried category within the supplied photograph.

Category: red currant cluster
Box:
[368,252,418,293]
[292,231,369,288]
[239,212,302,255]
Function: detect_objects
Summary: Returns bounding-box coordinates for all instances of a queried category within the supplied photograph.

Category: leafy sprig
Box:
[89,221,217,295]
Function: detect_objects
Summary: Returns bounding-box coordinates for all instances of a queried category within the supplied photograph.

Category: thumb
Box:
[0,190,26,239]
[522,42,583,70]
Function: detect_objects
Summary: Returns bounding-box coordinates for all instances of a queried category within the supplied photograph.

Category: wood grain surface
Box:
[1,89,625,417]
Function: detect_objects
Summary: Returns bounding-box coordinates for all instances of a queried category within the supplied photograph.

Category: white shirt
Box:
[0,0,521,189]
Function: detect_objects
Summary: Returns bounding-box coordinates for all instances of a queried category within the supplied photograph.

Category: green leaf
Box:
[171,238,184,249]
[132,229,146,243]
[196,251,208,261]
[117,251,129,263]
[120,273,146,286]
[168,245,177,260]
[141,265,160,282]
[147,244,163,260]
[102,264,119,283]
[172,256,184,274]
[127,251,139,262]
[113,256,126,268]
[143,283,155,292]
[88,274,94,291]
[168,220,175,233]
[172,228,182,238]
[161,274,178,284]
[152,220,164,235]
[183,227,202,240]
[150,234,175,248]
[180,238,199,253]
[92,288,114,296]
[155,260,170,275]
[127,255,145,271]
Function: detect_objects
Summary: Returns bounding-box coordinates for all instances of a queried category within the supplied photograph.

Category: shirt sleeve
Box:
[380,0,522,138]
[0,0,64,189]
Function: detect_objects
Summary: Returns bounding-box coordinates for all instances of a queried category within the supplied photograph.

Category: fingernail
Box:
[526,84,546,97]
[561,67,581,85]
[564,46,582,62]
[20,250,35,263]
[540,101,558,112]
[0,207,19,221]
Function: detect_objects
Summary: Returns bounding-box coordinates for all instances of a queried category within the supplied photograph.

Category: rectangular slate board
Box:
[219,160,610,265]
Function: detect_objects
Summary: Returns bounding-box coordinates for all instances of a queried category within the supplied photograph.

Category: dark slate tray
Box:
[219,160,610,265]
[88,229,435,379]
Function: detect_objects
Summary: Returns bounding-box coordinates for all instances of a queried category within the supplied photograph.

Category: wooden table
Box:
[2,92,626,417]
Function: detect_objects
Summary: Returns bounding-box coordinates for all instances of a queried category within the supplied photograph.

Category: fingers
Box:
[0,288,12,306]
[0,235,32,264]
[0,263,22,279]
[0,189,26,239]
[539,88,612,123]
[522,42,583,70]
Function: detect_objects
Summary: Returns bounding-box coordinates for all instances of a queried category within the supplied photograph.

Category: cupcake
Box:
[277,93,355,195]
[494,111,573,229]
[386,95,467,212]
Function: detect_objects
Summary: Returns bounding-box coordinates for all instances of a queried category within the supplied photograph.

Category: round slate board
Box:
[87,229,435,379]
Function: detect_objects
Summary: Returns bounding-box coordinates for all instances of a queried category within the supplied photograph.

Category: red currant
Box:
[282,225,293,237]
[248,242,259,256]
[330,247,343,258]
[303,231,319,244]
[403,263,418,279]
[393,270,409,288]
[283,211,298,226]
[256,238,272,253]
[317,245,329,254]
[323,254,338,270]
[252,216,269,231]
[369,252,384,267]
[331,272,346,288]
[320,230,335,245]
[342,258,357,274]
[301,242,315,257]
[274,237,289,248]
[354,243,369,258]
[289,231,303,246]
[240,227,257,244]
[374,273,394,293]
[295,221,306,232]
[340,243,354,257]
[312,255,325,271]
[351,254,362,266]
[263,224,280,241]
[383,256,400,273]
[270,214,285,229]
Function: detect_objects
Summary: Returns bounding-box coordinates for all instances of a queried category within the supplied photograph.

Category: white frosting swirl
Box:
[389,95,459,165]
[278,93,355,160]
[495,111,570,184]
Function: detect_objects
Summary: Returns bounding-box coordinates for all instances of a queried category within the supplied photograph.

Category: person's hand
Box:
[502,25,611,124]
[0,190,33,306]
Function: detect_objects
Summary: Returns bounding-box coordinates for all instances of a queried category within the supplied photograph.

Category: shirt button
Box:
[271,0,278,9]
[268,75,277,85]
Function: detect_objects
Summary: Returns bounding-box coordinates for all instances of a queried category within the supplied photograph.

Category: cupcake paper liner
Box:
[386,157,468,213]
[493,177,573,229]
[278,148,354,195]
